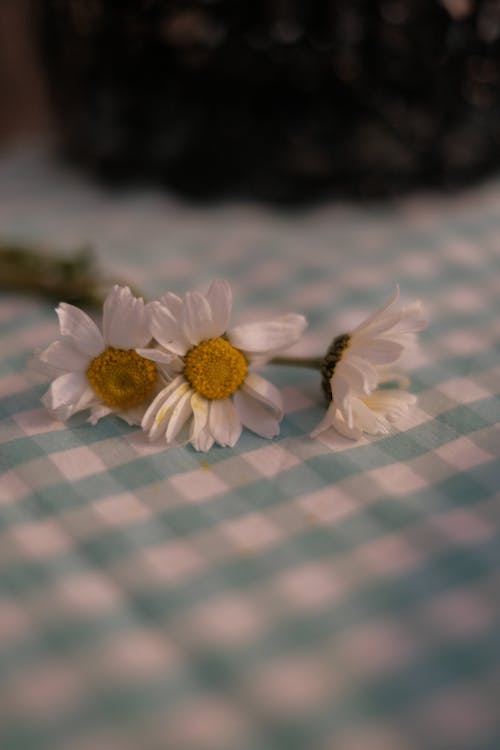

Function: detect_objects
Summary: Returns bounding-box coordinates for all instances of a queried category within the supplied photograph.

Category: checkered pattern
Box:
[1,146,499,750]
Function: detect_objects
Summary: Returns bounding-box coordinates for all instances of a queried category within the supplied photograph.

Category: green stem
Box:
[269,355,322,370]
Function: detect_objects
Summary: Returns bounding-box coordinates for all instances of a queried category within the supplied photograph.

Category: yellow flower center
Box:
[183,337,247,400]
[86,347,157,409]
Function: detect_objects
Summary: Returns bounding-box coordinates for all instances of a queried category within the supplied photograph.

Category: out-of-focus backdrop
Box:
[3,0,500,200]
[0,0,51,146]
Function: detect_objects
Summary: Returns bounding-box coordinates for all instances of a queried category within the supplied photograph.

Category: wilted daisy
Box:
[311,287,426,442]
[38,286,158,425]
[139,280,307,450]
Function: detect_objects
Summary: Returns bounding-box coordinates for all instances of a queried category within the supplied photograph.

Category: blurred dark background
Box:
[2,0,500,202]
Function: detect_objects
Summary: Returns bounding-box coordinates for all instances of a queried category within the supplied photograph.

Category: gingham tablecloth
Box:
[1,146,499,750]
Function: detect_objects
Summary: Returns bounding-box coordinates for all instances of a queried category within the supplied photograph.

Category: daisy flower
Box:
[311,287,427,442]
[38,286,158,425]
[139,280,307,451]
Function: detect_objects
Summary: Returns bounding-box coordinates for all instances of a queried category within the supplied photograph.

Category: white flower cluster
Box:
[37,281,426,451]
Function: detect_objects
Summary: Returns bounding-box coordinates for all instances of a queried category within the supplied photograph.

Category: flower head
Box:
[38,286,158,425]
[139,280,307,450]
[312,287,427,442]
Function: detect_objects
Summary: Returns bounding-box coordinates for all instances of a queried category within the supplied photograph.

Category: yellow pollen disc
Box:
[86,347,157,409]
[183,337,247,400]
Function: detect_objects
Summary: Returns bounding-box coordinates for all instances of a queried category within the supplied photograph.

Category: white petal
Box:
[233,390,280,439]
[351,287,399,337]
[148,301,189,355]
[351,396,389,435]
[56,303,104,358]
[29,351,61,379]
[208,398,242,447]
[192,425,215,452]
[353,311,402,340]
[166,389,194,443]
[136,346,177,365]
[349,337,404,365]
[241,372,283,419]
[141,375,185,432]
[329,371,350,412]
[363,390,417,422]
[386,300,427,335]
[228,313,307,355]
[74,385,96,412]
[182,291,213,346]
[330,410,363,440]
[312,404,362,442]
[189,392,209,442]
[168,420,192,448]
[39,340,89,373]
[158,292,183,318]
[335,356,376,396]
[148,381,191,441]
[103,285,150,349]
[42,372,91,419]
[347,354,378,392]
[205,279,232,338]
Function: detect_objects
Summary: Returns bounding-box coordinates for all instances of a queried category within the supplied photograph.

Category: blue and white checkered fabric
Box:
[1,146,499,750]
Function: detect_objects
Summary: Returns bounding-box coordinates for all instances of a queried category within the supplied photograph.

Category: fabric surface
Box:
[1,145,499,750]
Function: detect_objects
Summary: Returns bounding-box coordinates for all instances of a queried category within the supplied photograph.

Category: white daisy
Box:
[311,287,427,442]
[139,280,307,450]
[38,286,159,425]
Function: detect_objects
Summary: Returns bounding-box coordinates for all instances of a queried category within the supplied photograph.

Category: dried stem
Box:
[0,242,142,307]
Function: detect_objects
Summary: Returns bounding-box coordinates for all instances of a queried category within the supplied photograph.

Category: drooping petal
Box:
[233,390,280,439]
[330,410,363,440]
[148,301,189,355]
[42,371,91,419]
[353,311,402,341]
[189,392,209,443]
[182,291,214,346]
[387,300,427,335]
[56,303,104,357]
[330,370,350,412]
[351,396,390,435]
[312,402,363,442]
[141,375,185,432]
[350,287,399,337]
[335,356,377,396]
[348,337,404,365]
[363,390,417,422]
[148,381,192,441]
[192,424,215,452]
[166,389,194,443]
[205,279,232,338]
[241,372,283,419]
[228,313,307,355]
[103,286,150,349]
[38,339,89,373]
[208,398,242,447]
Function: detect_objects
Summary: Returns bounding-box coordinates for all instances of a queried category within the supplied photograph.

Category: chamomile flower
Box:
[38,286,158,425]
[311,287,427,442]
[139,280,307,450]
